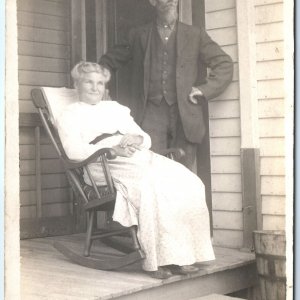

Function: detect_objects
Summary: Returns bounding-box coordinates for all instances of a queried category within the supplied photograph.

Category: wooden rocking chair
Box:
[31,87,184,271]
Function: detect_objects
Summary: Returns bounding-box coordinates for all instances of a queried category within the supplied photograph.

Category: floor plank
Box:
[21,234,256,300]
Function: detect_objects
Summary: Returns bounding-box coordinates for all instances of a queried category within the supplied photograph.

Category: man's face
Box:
[151,0,178,15]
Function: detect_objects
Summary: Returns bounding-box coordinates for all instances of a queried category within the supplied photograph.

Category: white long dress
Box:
[57,100,215,271]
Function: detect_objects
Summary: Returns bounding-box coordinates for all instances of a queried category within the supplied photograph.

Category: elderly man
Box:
[100,0,233,171]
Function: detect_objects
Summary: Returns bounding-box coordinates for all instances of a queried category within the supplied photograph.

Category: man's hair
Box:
[71,61,111,85]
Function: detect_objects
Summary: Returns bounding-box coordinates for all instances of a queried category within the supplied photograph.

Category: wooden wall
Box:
[204,0,243,248]
[18,0,71,113]
[254,0,286,230]
[206,0,286,248]
[18,0,72,236]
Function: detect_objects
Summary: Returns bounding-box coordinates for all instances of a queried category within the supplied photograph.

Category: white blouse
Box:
[56,101,151,161]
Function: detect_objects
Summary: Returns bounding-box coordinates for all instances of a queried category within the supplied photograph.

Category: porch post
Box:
[236,0,262,250]
[5,0,20,298]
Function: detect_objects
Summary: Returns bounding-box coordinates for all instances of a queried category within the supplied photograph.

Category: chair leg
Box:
[84,211,95,257]
[129,226,140,250]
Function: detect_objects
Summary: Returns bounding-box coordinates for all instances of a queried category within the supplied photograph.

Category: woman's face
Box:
[76,72,106,105]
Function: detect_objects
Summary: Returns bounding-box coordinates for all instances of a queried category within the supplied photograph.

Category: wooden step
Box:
[190,293,245,300]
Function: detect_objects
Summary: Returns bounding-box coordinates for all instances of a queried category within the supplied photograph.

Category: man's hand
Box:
[189,87,204,105]
[119,134,143,148]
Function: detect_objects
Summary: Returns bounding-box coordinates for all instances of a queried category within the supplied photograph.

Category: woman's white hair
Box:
[71,61,111,85]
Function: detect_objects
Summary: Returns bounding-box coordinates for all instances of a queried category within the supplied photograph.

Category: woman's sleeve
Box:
[122,109,152,149]
[57,110,108,161]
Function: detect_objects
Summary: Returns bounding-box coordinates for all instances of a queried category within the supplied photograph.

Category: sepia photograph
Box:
[5,0,294,299]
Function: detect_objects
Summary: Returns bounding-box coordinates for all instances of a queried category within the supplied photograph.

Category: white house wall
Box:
[206,0,287,249]
[255,0,286,230]
[18,0,72,223]
[205,0,243,248]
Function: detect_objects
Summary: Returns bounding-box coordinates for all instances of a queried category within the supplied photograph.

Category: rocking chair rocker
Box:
[31,87,184,271]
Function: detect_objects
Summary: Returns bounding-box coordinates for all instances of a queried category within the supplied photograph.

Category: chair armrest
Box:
[160,148,185,161]
[63,148,117,169]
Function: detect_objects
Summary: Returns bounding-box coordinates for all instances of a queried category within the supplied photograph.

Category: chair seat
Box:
[82,184,116,211]
[83,184,115,199]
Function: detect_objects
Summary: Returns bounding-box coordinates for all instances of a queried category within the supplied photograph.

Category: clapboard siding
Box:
[213,229,243,249]
[18,26,70,45]
[255,0,286,230]
[18,11,69,31]
[206,1,243,248]
[20,174,69,191]
[255,23,284,43]
[258,99,285,118]
[20,188,70,206]
[257,79,285,99]
[18,41,70,59]
[20,203,71,219]
[260,157,285,175]
[261,175,285,196]
[260,137,285,157]
[212,193,242,211]
[211,174,242,193]
[19,101,37,113]
[210,118,241,137]
[20,127,52,145]
[19,70,69,87]
[263,215,285,230]
[262,195,285,215]
[20,159,65,175]
[19,56,70,73]
[20,145,58,160]
[207,27,237,46]
[210,137,241,156]
[256,41,284,61]
[18,0,69,17]
[206,8,236,30]
[256,60,284,80]
[207,0,286,243]
[255,3,284,24]
[205,0,235,12]
[211,156,241,174]
[18,0,71,227]
[213,211,243,230]
[259,118,285,137]
[209,100,240,119]
[255,0,283,5]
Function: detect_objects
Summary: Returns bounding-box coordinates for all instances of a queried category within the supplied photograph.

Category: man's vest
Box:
[148,26,177,106]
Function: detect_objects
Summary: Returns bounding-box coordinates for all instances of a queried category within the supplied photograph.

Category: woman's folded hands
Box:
[113,134,144,157]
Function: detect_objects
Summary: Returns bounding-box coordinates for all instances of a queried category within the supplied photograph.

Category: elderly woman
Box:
[57,61,215,279]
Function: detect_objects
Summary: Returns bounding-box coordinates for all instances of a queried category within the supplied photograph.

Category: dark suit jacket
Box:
[100,21,233,144]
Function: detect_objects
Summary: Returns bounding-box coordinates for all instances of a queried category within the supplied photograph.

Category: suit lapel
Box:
[176,22,191,59]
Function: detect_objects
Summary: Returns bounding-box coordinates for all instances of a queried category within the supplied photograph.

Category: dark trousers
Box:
[141,98,197,173]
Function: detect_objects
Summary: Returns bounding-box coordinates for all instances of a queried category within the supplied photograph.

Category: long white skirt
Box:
[86,149,215,271]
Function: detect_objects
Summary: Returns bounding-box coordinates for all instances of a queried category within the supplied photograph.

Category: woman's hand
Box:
[112,145,139,157]
[119,134,143,148]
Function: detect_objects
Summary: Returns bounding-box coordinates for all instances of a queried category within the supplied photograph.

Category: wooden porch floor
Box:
[21,234,257,300]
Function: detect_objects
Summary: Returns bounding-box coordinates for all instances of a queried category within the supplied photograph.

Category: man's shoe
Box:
[148,267,173,279]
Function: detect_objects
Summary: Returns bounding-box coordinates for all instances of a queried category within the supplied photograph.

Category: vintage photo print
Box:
[5,0,294,299]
